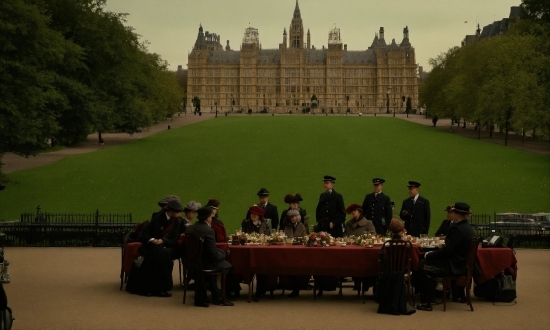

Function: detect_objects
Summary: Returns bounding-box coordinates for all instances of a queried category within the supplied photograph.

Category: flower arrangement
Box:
[270,231,286,244]
[304,232,334,247]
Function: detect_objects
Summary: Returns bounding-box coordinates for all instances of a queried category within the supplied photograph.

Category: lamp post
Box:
[386,87,391,114]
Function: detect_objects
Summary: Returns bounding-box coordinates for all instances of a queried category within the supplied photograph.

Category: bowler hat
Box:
[346,203,362,214]
[183,201,201,212]
[166,200,184,212]
[372,178,385,185]
[407,181,421,188]
[452,202,471,214]
[323,175,336,182]
[248,205,265,216]
[257,188,270,196]
[197,206,213,220]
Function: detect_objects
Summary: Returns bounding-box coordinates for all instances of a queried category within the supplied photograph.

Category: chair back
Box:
[379,239,413,274]
[464,237,480,278]
[183,233,204,268]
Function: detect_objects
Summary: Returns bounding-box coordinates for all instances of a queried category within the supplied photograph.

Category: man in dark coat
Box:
[399,181,431,237]
[126,200,184,297]
[315,175,346,238]
[416,202,475,311]
[361,178,393,235]
[245,188,279,231]
[186,206,233,307]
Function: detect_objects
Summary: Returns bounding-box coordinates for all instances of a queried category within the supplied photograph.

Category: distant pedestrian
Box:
[432,117,438,127]
[168,125,171,130]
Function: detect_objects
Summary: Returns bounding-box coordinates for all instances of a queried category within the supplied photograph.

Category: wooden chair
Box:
[441,237,480,311]
[182,233,227,305]
[374,239,414,306]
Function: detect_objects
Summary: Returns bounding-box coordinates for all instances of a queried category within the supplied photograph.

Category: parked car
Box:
[487,218,541,236]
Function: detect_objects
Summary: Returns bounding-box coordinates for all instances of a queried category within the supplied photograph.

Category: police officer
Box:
[315,175,345,238]
[399,181,431,237]
[361,178,393,235]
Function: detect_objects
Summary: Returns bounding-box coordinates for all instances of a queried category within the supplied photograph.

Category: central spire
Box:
[294,0,301,19]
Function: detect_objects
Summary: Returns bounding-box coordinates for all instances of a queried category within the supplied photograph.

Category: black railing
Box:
[470,213,550,248]
[0,207,134,247]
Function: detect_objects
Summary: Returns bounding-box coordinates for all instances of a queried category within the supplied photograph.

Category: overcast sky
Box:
[104,0,520,71]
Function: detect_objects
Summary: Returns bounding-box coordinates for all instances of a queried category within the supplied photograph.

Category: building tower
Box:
[289,0,304,48]
[307,29,311,49]
[283,28,287,48]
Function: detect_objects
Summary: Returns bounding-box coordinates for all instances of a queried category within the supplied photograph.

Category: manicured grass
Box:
[1,116,549,235]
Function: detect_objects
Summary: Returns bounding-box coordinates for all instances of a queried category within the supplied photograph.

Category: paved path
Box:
[4,247,549,330]
[1,113,214,174]
[2,113,548,174]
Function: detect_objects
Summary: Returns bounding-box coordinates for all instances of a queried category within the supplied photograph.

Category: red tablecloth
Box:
[227,245,422,282]
[476,247,517,284]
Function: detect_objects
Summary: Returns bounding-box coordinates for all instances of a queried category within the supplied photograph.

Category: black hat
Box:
[256,188,270,196]
[452,202,471,214]
[372,178,385,185]
[197,206,213,220]
[323,175,336,182]
[166,200,183,212]
[407,181,421,188]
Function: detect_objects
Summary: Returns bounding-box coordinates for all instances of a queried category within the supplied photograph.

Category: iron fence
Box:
[469,213,550,248]
[0,206,134,247]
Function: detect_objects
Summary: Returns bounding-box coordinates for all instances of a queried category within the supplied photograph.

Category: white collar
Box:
[413,194,419,202]
[165,212,170,220]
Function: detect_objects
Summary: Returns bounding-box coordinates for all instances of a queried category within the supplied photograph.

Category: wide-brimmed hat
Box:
[183,201,201,212]
[372,178,385,185]
[452,202,472,214]
[206,198,220,209]
[166,200,184,212]
[407,181,421,188]
[284,193,303,204]
[197,206,213,220]
[158,195,180,207]
[346,203,362,214]
[323,175,336,182]
[257,188,270,196]
[248,205,265,216]
[389,219,405,234]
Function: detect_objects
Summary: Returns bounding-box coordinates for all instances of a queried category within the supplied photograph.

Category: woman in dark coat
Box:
[344,204,376,237]
[126,200,184,297]
[279,194,309,233]
[241,206,271,235]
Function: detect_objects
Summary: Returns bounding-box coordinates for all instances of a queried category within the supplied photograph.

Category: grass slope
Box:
[1,116,548,235]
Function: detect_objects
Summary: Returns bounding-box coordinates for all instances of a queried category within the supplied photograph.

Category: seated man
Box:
[186,206,233,307]
[416,202,475,311]
[126,200,184,297]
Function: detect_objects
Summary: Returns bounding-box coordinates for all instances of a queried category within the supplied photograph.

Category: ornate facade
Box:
[187,1,418,113]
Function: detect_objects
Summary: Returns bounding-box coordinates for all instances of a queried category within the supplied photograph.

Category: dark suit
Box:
[245,202,279,230]
[126,212,183,294]
[419,219,475,304]
[185,221,231,273]
[399,195,431,237]
[362,192,393,235]
[315,189,345,237]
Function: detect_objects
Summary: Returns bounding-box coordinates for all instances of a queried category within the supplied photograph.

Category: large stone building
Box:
[186,1,418,114]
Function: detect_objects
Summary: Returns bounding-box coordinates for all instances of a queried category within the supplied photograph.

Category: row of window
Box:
[192,68,417,78]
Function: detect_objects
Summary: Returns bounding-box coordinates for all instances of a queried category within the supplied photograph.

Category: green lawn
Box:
[1,116,549,235]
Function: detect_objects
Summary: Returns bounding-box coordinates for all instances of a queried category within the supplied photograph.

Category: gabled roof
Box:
[343,50,376,65]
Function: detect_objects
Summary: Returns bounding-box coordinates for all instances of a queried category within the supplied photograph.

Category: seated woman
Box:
[344,203,376,237]
[206,199,228,243]
[435,205,454,237]
[283,209,307,238]
[279,194,309,233]
[388,218,407,239]
[182,201,201,228]
[241,206,271,235]
[126,200,185,297]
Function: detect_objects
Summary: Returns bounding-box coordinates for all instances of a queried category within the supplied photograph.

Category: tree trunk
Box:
[478,122,481,140]
[522,129,525,145]
[504,121,509,146]
[463,118,466,128]
[98,131,103,144]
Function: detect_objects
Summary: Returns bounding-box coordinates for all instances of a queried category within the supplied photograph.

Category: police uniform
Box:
[315,176,345,238]
[399,181,431,237]
[361,178,393,235]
